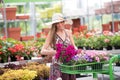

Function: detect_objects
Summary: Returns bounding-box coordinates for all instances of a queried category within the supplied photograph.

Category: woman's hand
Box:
[41,48,56,56]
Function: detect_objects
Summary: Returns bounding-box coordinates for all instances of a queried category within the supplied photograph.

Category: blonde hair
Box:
[49,23,57,48]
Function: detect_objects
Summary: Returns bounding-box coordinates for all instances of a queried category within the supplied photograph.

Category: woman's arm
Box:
[41,33,56,56]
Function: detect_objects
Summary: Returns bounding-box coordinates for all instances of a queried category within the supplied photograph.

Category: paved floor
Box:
[76,72,120,80]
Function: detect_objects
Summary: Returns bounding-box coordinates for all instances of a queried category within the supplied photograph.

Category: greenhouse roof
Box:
[4,0,60,3]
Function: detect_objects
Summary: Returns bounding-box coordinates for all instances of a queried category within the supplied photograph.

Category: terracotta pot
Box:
[20,36,34,41]
[3,27,21,40]
[0,7,17,20]
[102,24,111,32]
[16,15,29,19]
[109,21,119,32]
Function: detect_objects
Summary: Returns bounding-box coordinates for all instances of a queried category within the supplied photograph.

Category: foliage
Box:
[0,37,45,62]
[0,69,37,80]
[74,33,119,50]
[74,37,86,47]
[111,34,120,47]
[23,63,50,79]
[0,38,21,62]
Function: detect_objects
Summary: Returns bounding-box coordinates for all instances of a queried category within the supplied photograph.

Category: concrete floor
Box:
[76,72,120,80]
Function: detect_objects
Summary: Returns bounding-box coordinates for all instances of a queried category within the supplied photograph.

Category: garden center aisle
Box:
[76,73,120,80]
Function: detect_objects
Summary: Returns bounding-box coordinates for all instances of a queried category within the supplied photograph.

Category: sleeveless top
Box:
[55,30,71,47]
[49,30,76,80]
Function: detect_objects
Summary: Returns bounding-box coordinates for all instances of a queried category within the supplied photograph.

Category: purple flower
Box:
[72,55,79,61]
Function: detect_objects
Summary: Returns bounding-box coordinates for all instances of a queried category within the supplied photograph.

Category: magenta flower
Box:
[55,43,77,63]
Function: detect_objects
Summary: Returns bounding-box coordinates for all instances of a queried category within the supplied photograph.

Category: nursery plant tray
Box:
[59,61,109,74]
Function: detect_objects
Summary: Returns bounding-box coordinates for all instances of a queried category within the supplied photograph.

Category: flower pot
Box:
[20,36,34,41]
[16,15,29,19]
[102,24,111,32]
[10,55,17,62]
[95,47,103,50]
[116,62,120,66]
[105,46,112,50]
[114,46,120,49]
[109,21,119,32]
[0,56,8,63]
[3,27,21,40]
[0,7,17,20]
[78,46,84,49]
[24,56,31,60]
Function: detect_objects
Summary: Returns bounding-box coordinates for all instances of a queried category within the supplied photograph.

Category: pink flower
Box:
[104,39,110,43]
[55,43,77,62]
[95,57,100,62]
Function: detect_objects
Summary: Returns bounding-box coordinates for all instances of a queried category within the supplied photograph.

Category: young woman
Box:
[41,13,77,80]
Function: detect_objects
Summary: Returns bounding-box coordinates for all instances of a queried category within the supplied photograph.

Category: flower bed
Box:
[74,31,120,50]
[0,37,45,63]
[0,62,50,80]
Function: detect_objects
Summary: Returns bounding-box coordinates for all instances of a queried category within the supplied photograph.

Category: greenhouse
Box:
[0,0,120,80]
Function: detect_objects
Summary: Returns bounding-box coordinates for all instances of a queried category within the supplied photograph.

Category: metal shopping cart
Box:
[59,55,120,80]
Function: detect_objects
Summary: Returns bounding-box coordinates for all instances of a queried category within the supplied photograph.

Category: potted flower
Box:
[74,50,110,70]
[55,43,78,64]
[111,34,120,49]
[22,41,36,60]
[0,38,13,63]
[74,37,86,49]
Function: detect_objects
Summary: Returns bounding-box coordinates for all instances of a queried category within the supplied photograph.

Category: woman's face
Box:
[56,21,65,30]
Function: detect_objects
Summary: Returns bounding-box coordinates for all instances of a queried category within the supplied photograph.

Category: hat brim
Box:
[52,19,64,24]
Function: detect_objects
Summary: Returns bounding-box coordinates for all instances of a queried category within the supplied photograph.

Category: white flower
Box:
[56,77,62,80]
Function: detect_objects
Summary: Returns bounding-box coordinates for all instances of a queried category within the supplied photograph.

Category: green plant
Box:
[0,69,37,80]
[111,35,120,47]
[23,63,50,79]
[0,38,14,62]
[74,37,86,48]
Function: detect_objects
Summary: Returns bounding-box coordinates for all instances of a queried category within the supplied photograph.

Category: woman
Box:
[41,13,76,80]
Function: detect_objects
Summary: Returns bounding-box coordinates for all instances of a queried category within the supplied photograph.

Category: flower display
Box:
[55,43,77,63]
[73,50,109,64]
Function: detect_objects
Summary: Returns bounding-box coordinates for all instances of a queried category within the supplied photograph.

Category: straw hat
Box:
[52,13,65,24]
[65,19,73,25]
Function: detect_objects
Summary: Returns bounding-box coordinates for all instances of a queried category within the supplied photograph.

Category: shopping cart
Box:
[59,54,120,80]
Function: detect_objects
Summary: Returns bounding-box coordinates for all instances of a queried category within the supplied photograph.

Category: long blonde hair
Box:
[49,23,57,48]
